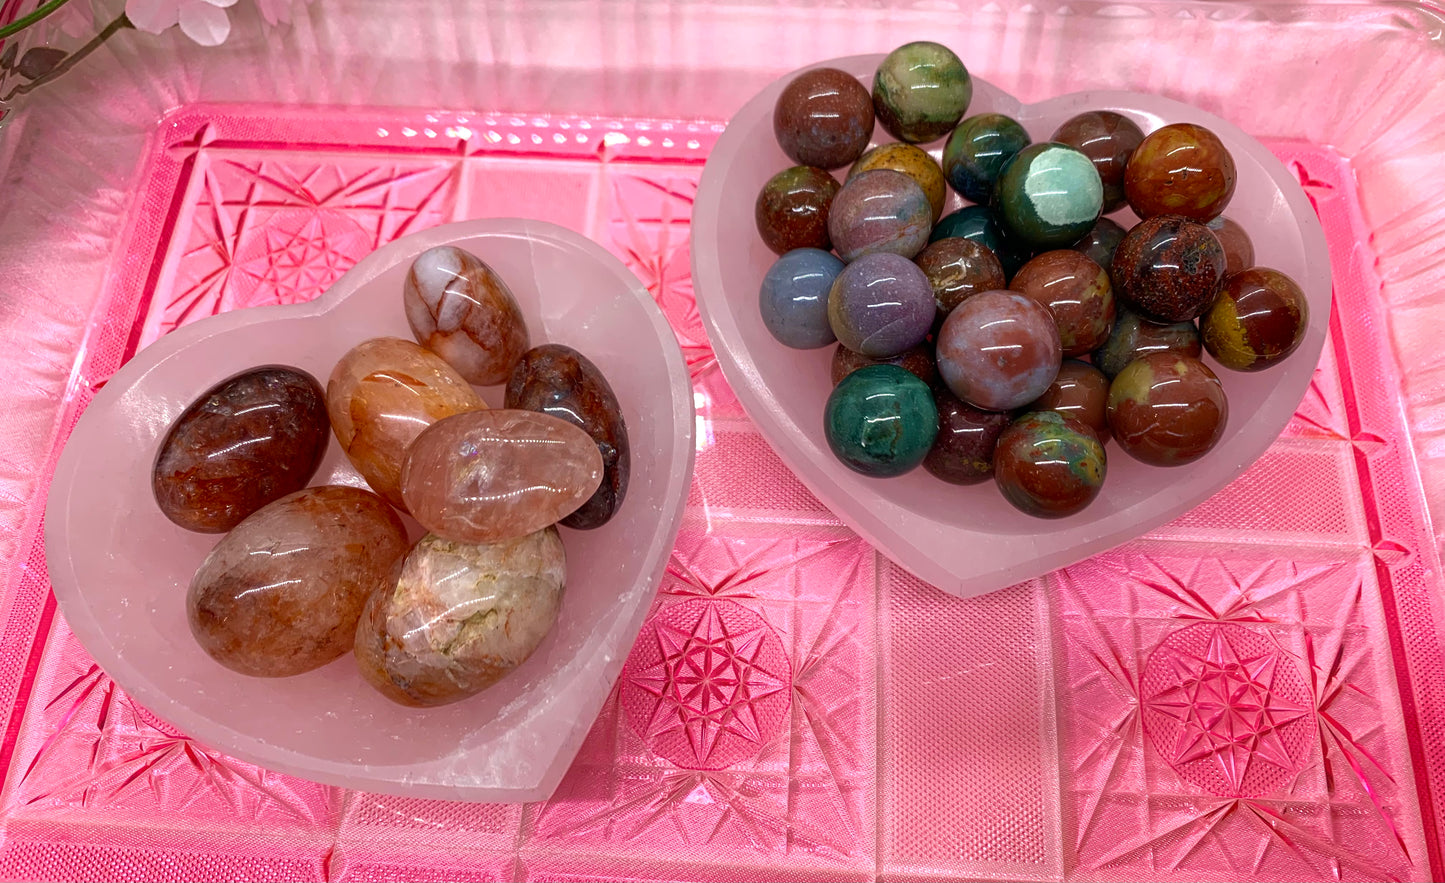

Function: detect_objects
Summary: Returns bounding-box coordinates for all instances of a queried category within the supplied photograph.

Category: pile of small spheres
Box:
[756,41,1309,518]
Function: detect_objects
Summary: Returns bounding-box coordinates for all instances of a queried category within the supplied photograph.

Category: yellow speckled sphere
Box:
[848,142,947,222]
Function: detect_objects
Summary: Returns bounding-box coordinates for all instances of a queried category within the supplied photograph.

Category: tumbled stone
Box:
[187,486,410,677]
[401,409,603,544]
[354,528,566,707]
[153,366,329,533]
[404,245,531,385]
[327,337,485,511]
[505,344,630,530]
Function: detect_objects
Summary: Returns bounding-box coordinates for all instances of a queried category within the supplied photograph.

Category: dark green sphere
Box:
[994,142,1104,248]
[824,364,939,477]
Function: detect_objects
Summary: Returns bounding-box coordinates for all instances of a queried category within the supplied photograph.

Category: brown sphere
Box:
[755,165,841,255]
[1202,267,1309,371]
[1051,111,1145,214]
[1107,353,1228,466]
[1124,123,1237,222]
[773,67,875,169]
[915,237,1006,320]
[1028,360,1111,443]
[1010,250,1115,356]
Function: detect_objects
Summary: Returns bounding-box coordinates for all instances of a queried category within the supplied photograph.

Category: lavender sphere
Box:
[759,248,845,349]
[828,169,933,262]
[936,290,1062,411]
[827,252,934,358]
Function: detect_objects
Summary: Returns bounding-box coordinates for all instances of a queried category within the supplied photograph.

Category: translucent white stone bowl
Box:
[45,219,694,801]
[692,55,1331,599]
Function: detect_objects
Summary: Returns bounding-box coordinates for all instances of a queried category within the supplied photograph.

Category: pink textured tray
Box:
[0,100,1437,883]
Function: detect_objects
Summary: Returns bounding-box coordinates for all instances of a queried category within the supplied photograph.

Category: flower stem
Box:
[0,0,74,40]
[2,11,130,102]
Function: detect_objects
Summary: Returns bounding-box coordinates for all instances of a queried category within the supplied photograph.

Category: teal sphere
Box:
[824,364,939,477]
[995,142,1103,248]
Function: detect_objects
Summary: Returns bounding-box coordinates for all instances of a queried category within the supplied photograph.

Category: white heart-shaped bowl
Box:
[692,55,1330,599]
[44,219,694,801]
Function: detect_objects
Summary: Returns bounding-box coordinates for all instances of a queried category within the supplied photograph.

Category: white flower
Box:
[125,0,239,46]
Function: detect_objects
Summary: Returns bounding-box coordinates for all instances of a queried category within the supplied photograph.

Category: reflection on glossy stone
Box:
[402,409,603,544]
[187,486,409,677]
[355,528,566,707]
[154,366,329,533]
[404,245,530,386]
[326,337,485,511]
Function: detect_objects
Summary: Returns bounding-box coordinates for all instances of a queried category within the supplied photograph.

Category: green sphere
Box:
[995,142,1104,248]
[872,42,972,144]
[824,364,939,477]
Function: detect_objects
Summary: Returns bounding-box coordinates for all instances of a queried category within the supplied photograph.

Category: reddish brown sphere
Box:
[994,411,1107,518]
[1028,360,1111,443]
[922,385,1013,485]
[1010,249,1115,356]
[1202,267,1310,371]
[1207,216,1255,276]
[1111,215,1225,323]
[755,166,841,255]
[1051,111,1145,214]
[1107,352,1228,466]
[773,67,875,169]
[915,237,1006,320]
[1124,123,1237,222]
[830,342,938,387]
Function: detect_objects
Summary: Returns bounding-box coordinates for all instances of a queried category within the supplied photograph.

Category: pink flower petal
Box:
[124,0,180,34]
[177,0,230,45]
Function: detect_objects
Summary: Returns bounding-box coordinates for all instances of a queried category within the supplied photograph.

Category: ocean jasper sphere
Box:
[759,248,844,349]
[1125,122,1237,222]
[994,411,1107,518]
[1207,216,1255,276]
[923,385,1013,485]
[936,290,1062,411]
[773,67,875,169]
[1107,352,1228,466]
[872,41,972,144]
[850,142,948,222]
[1201,267,1309,371]
[824,365,939,477]
[942,113,1031,204]
[995,142,1103,249]
[1093,307,1203,379]
[756,165,840,255]
[915,237,1006,320]
[827,252,934,358]
[1027,359,1111,443]
[828,169,933,262]
[1009,249,1115,356]
[1111,214,1225,323]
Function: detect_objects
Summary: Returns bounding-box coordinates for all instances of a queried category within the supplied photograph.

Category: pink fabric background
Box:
[1,2,1445,880]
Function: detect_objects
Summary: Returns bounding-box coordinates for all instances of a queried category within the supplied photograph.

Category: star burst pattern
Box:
[620,598,791,770]
[1143,623,1314,797]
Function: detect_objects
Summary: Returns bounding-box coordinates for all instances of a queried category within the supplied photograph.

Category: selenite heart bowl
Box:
[691,55,1330,599]
[45,219,694,801]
